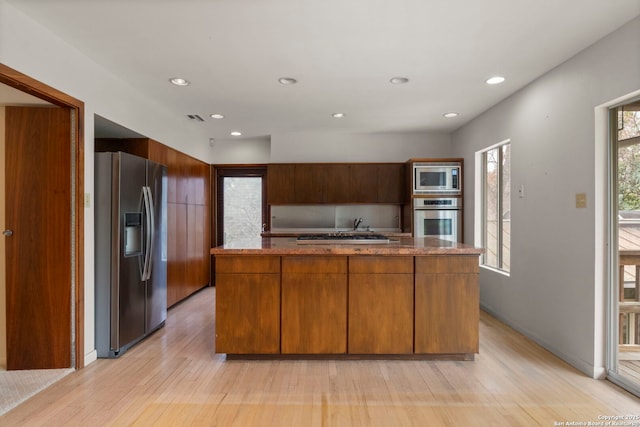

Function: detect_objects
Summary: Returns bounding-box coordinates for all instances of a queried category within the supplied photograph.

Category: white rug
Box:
[0,368,73,416]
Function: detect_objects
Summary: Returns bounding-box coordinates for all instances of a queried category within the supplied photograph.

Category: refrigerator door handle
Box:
[141,186,155,281]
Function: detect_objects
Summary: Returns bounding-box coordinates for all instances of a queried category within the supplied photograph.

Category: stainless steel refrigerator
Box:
[95,151,167,358]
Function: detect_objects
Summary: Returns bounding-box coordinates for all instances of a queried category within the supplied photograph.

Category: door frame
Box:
[0,63,85,369]
[214,165,267,247]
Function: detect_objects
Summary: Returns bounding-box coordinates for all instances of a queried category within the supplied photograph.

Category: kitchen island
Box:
[211,237,483,360]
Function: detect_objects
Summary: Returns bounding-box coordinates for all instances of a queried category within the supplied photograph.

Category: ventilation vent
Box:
[186,114,205,122]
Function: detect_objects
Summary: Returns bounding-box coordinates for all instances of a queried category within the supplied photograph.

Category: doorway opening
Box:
[609,99,640,395]
[0,65,85,371]
[215,167,267,246]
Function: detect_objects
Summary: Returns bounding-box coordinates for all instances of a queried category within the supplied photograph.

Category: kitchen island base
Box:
[212,238,482,360]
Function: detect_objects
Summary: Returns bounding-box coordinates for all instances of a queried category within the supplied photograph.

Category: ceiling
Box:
[6,0,640,141]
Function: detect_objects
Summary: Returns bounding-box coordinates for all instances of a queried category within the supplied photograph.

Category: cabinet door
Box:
[349,164,378,203]
[377,163,405,203]
[267,164,295,204]
[197,204,211,286]
[148,140,168,166]
[323,164,351,203]
[281,256,347,354]
[294,164,325,203]
[215,273,280,354]
[414,272,479,354]
[167,203,188,307]
[348,256,414,354]
[166,149,180,204]
[349,274,413,354]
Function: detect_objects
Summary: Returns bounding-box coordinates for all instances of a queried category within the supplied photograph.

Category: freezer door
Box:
[113,152,148,351]
[145,160,167,332]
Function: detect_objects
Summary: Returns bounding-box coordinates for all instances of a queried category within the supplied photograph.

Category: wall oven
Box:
[413,162,461,195]
[413,197,462,243]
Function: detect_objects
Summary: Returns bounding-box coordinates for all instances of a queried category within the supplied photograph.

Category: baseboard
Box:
[480,304,603,379]
[83,349,97,367]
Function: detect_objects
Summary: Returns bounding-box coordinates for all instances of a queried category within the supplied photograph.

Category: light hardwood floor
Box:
[2,286,640,426]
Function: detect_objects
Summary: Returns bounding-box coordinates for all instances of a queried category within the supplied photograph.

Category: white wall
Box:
[210,137,271,164]
[211,131,451,164]
[270,131,451,162]
[451,16,640,378]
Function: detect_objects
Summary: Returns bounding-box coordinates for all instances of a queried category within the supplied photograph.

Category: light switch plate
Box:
[575,193,587,208]
[84,193,91,208]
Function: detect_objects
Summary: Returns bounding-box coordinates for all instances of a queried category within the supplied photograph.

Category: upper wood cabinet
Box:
[376,163,405,203]
[267,163,405,204]
[267,164,295,204]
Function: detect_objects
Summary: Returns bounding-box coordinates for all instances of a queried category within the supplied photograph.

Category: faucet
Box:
[353,217,364,230]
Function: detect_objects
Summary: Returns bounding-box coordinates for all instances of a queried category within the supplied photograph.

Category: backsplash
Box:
[270,205,401,231]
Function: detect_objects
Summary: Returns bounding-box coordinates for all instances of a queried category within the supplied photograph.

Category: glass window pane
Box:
[501,144,511,271]
[618,109,640,142]
[223,177,262,243]
[484,149,499,268]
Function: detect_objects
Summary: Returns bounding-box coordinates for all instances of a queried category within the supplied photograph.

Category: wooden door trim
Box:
[214,166,268,247]
[0,63,85,369]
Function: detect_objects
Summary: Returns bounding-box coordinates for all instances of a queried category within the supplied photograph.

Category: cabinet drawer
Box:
[349,256,413,274]
[282,256,347,274]
[216,256,280,274]
[415,256,479,274]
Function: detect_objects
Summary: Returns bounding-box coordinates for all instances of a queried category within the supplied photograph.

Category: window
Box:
[215,167,267,246]
[480,141,511,272]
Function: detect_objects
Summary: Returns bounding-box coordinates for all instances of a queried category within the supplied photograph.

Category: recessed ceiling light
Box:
[443,112,459,118]
[169,77,190,86]
[331,113,346,118]
[486,76,505,85]
[230,131,242,136]
[210,114,225,119]
[278,77,298,85]
[390,77,409,84]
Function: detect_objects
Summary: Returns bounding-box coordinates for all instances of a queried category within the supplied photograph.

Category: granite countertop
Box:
[262,231,412,238]
[211,237,484,256]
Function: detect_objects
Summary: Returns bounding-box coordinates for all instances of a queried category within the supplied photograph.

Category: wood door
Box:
[5,106,72,369]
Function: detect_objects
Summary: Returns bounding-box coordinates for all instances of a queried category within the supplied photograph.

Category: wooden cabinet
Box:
[95,137,211,307]
[266,164,295,204]
[349,164,378,202]
[213,252,480,358]
[349,164,405,203]
[215,256,280,354]
[267,163,405,204]
[325,164,351,203]
[377,163,405,203]
[167,203,187,306]
[414,256,479,354]
[348,256,414,354]
[281,256,347,354]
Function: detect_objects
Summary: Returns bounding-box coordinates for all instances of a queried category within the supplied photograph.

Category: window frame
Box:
[477,139,511,274]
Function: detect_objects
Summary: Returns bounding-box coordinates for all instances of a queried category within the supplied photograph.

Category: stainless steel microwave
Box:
[413,162,461,195]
